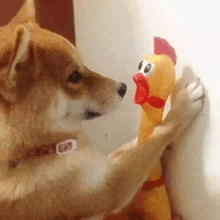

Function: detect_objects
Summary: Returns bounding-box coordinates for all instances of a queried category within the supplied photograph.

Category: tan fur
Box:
[0,1,205,219]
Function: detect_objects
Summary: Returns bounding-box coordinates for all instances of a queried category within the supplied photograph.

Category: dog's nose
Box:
[117,82,127,98]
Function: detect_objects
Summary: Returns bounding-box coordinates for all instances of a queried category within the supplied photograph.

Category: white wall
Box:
[74,0,220,219]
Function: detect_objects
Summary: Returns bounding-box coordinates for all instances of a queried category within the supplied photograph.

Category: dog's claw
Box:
[186,78,200,91]
[173,78,205,123]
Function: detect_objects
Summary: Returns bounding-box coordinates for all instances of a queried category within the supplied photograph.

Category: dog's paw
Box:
[172,78,205,123]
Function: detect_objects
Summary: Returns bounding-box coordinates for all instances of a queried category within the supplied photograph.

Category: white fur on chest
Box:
[73,149,110,192]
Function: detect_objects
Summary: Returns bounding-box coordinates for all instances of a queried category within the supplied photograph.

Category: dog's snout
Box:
[117,82,127,98]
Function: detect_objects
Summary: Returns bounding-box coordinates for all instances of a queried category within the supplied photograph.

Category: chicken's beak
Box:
[133,73,149,105]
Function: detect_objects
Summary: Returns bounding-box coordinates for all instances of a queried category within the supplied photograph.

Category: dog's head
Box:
[0,0,126,159]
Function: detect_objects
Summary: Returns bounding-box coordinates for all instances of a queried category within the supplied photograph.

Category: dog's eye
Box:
[67,71,82,83]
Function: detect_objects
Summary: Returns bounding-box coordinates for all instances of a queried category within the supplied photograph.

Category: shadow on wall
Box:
[162,66,211,220]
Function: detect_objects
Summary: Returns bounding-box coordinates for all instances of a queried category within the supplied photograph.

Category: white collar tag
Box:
[56,139,77,155]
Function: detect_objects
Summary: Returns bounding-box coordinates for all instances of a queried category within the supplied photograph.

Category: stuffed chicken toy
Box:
[132,37,176,219]
[105,37,176,220]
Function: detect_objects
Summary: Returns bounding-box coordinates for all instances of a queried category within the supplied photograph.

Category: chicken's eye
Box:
[138,60,143,71]
[142,61,155,77]
[144,64,151,73]
[138,59,155,77]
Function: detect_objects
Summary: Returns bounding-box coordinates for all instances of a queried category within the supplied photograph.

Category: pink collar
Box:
[15,139,78,166]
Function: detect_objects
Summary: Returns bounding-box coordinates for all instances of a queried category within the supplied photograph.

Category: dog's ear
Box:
[0,25,33,102]
[9,0,36,25]
[9,25,32,84]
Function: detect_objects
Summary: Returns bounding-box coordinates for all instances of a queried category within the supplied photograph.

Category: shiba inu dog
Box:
[0,0,205,219]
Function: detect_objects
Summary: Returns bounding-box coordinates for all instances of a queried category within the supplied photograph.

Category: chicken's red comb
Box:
[154,37,177,64]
